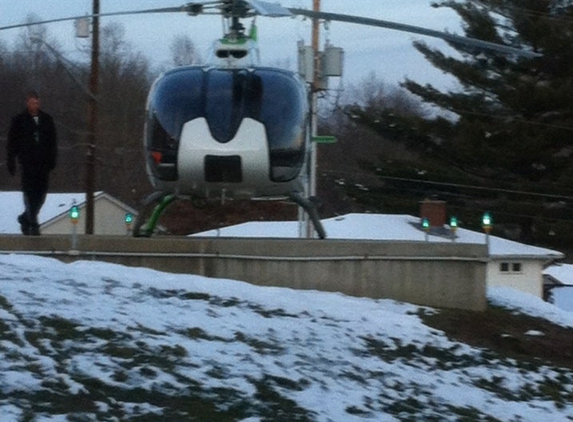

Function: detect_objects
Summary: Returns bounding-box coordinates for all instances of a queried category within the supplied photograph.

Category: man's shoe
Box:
[30,224,41,236]
[17,214,30,236]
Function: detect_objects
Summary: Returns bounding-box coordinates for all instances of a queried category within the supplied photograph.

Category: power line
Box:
[446,108,573,132]
[319,167,573,201]
[375,175,573,201]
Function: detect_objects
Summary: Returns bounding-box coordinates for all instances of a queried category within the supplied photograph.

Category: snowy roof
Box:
[0,191,134,234]
[542,264,573,312]
[544,263,573,286]
[193,213,564,260]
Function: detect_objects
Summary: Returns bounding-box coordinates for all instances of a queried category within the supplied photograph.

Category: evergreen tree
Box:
[403,0,573,184]
[331,2,573,246]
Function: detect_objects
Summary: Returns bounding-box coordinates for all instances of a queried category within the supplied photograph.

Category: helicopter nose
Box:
[177,117,270,197]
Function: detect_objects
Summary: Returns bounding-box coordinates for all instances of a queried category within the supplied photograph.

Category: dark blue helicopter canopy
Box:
[146,66,308,182]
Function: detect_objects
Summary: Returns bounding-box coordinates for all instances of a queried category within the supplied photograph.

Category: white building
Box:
[0,191,137,236]
[193,213,564,299]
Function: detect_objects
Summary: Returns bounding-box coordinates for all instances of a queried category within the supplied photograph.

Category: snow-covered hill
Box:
[1,254,572,421]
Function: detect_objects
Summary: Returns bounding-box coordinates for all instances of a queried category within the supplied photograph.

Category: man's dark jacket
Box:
[7,109,57,187]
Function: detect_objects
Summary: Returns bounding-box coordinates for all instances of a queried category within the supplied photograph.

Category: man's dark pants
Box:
[19,171,49,236]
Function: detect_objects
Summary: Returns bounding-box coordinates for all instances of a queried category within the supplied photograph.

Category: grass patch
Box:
[180,326,228,342]
[0,294,14,312]
[420,305,573,370]
[234,331,285,355]
[250,374,316,422]
[360,336,485,369]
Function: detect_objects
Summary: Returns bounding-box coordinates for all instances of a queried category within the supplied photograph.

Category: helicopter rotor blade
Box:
[0,2,540,59]
[288,8,541,59]
[0,2,280,32]
[0,3,222,32]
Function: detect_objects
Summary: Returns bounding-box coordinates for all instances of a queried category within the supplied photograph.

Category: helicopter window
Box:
[204,69,264,143]
[216,49,248,59]
[146,113,178,181]
[254,69,307,182]
[205,70,247,143]
[145,68,205,181]
[255,69,306,149]
[149,68,205,139]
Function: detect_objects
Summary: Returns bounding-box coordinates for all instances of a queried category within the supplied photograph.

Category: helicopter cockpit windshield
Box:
[145,66,308,184]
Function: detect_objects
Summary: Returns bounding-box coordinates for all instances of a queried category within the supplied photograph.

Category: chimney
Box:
[420,198,446,227]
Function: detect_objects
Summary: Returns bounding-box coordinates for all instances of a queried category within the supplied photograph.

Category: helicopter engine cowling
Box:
[144,65,309,201]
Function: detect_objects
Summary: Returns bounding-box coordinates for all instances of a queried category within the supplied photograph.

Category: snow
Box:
[193,213,564,259]
[554,288,573,312]
[489,286,573,328]
[0,191,86,234]
[0,254,572,420]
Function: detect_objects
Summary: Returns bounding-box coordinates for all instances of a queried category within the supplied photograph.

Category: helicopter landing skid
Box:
[288,192,327,239]
[133,191,326,239]
[133,192,176,237]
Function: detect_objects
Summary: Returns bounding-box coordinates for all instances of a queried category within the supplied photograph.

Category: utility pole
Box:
[311,0,320,197]
[305,0,321,238]
[86,0,99,234]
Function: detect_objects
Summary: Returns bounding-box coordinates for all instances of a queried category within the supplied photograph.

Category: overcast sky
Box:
[0,1,462,89]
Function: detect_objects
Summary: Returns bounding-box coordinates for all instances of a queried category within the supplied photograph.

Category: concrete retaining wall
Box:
[0,235,488,310]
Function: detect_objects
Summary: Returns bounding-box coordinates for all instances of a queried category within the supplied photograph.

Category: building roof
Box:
[0,191,136,234]
[193,213,564,260]
[544,264,573,286]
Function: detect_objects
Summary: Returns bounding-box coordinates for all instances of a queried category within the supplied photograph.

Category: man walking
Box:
[7,90,58,236]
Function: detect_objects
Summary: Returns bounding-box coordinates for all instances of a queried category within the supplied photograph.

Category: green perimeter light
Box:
[125,213,134,224]
[450,216,458,229]
[422,217,430,231]
[482,212,492,231]
[69,205,80,223]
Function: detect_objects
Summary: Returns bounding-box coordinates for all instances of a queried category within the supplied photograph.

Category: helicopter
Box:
[139,1,320,238]
[1,1,540,239]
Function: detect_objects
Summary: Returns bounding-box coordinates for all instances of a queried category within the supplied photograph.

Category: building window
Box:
[499,262,523,274]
